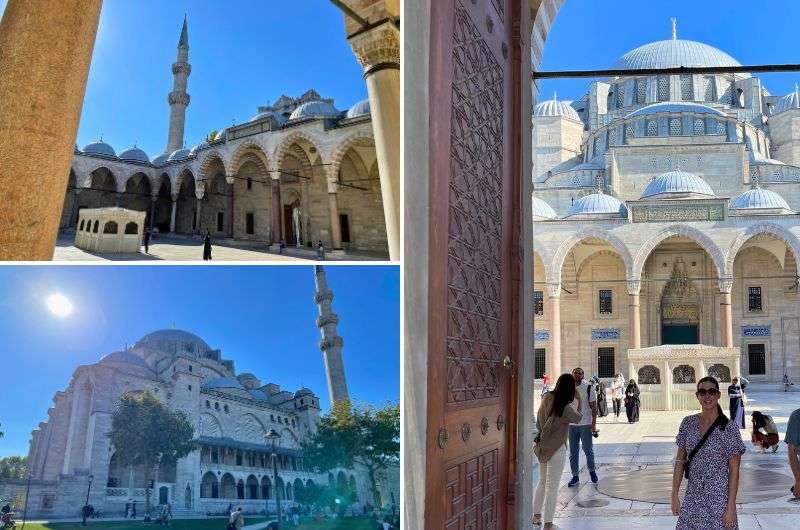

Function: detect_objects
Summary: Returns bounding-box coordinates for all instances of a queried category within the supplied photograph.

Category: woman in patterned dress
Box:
[671,376,746,529]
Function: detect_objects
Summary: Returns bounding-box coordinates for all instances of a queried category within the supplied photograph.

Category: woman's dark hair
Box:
[751,410,770,429]
[551,373,577,417]
[697,376,729,429]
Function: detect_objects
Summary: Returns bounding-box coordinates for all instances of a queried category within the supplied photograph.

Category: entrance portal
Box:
[662,325,698,345]
[660,259,700,345]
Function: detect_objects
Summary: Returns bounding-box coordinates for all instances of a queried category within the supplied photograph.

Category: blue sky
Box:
[0,265,399,457]
[0,0,366,159]
[538,0,800,102]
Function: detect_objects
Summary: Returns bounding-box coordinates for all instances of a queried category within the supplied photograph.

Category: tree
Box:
[0,456,27,479]
[206,130,219,142]
[108,390,195,516]
[301,401,399,507]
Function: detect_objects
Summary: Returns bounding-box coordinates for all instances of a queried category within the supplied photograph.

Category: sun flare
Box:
[46,293,74,318]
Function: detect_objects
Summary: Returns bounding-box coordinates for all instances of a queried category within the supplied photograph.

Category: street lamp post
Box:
[265,429,282,529]
[81,474,94,526]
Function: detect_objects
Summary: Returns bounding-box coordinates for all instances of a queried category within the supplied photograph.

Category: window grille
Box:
[673,364,696,384]
[625,123,635,142]
[669,118,682,136]
[713,120,727,135]
[693,118,705,135]
[748,286,763,312]
[748,344,766,375]
[609,127,619,146]
[636,78,647,104]
[646,120,658,136]
[616,84,625,108]
[638,365,660,384]
[703,76,716,102]
[534,348,546,379]
[657,76,670,101]
[680,75,694,100]
[599,289,613,314]
[597,348,615,378]
[534,291,544,316]
[721,81,734,105]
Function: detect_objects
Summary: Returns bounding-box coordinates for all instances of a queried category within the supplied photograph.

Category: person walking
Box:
[228,506,244,530]
[750,411,779,453]
[533,373,582,528]
[143,229,151,254]
[624,379,640,423]
[728,377,747,429]
[567,367,598,487]
[203,231,213,261]
[131,500,137,519]
[671,376,745,529]
[611,374,625,421]
[787,405,800,500]
[784,373,794,392]
[317,240,325,260]
[596,378,608,418]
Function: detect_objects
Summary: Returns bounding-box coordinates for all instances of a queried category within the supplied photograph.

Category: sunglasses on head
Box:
[695,388,720,397]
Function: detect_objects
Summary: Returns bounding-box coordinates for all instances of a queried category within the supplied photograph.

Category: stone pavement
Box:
[52,234,389,262]
[531,385,800,529]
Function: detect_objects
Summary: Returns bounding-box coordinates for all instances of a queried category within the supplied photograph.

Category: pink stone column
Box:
[548,283,562,378]
[719,278,734,348]
[628,280,642,350]
[271,178,282,244]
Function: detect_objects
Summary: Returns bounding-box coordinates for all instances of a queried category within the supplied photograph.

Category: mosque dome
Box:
[625,102,726,119]
[119,147,150,164]
[167,148,191,162]
[152,153,170,166]
[289,100,341,120]
[294,387,315,397]
[613,39,743,71]
[532,196,557,220]
[730,186,792,212]
[189,143,208,157]
[641,170,715,199]
[83,140,117,158]
[249,111,288,125]
[345,99,371,119]
[774,89,800,114]
[135,329,210,355]
[534,98,580,121]
[566,191,627,218]
[201,377,246,391]
[99,350,150,369]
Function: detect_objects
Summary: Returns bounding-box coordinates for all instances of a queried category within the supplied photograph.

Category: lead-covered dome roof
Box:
[625,102,726,119]
[613,39,742,71]
[99,350,150,369]
[168,148,191,162]
[566,191,627,218]
[289,100,341,120]
[135,329,210,355]
[119,147,150,164]
[534,98,580,121]
[83,140,117,158]
[641,170,715,199]
[730,186,792,212]
[532,196,557,220]
[346,99,370,119]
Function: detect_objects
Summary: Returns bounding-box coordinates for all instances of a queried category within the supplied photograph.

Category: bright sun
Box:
[46,293,74,318]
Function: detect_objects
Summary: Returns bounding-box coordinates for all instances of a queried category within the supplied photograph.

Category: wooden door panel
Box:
[427,0,515,529]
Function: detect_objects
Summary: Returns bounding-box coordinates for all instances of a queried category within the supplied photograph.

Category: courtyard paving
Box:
[52,234,390,262]
[536,384,800,529]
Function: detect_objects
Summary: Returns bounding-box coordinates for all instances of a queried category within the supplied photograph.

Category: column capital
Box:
[348,20,399,74]
[718,277,734,294]
[626,279,642,296]
[545,283,561,298]
[195,190,205,200]
[225,176,235,186]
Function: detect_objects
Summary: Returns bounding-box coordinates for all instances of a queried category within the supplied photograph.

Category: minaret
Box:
[166,16,191,154]
[313,266,351,406]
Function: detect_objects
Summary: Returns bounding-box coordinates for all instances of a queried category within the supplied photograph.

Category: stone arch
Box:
[329,131,376,180]
[246,474,259,499]
[228,140,271,177]
[234,413,267,443]
[121,172,152,224]
[575,249,629,280]
[174,168,196,196]
[197,150,228,180]
[174,169,197,234]
[274,131,323,169]
[220,473,236,499]
[726,222,800,277]
[550,229,634,285]
[199,412,223,438]
[633,225,726,279]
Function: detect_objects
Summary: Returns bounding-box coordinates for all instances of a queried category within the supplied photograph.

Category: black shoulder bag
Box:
[684,417,722,479]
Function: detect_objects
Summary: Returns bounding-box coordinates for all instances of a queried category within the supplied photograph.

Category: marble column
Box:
[663,360,672,411]
[271,178,282,244]
[170,197,177,233]
[547,283,562,378]
[628,279,642,350]
[0,0,102,259]
[348,21,400,260]
[149,196,157,229]
[226,178,235,238]
[328,188,343,250]
[195,192,204,234]
[719,277,734,348]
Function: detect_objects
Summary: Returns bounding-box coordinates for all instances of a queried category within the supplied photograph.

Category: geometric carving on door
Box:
[446,1,505,404]
[444,448,499,529]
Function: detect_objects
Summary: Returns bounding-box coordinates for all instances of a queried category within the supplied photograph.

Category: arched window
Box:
[236,479,244,499]
[261,476,271,500]
[646,120,658,137]
[246,475,259,499]
[657,76,670,101]
[93,220,100,233]
[221,473,236,498]
[703,76,716,102]
[201,472,219,499]
[635,78,647,104]
[680,75,693,100]
[669,118,682,136]
[638,365,661,385]
[103,221,118,234]
[79,219,85,231]
[708,364,731,383]
[124,222,138,234]
[616,84,625,108]
[673,364,696,384]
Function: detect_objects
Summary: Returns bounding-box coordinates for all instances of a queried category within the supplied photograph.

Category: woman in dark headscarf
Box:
[596,378,608,417]
[624,379,640,423]
[202,231,213,261]
[728,377,746,429]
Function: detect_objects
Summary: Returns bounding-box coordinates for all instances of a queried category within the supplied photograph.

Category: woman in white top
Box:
[611,373,625,420]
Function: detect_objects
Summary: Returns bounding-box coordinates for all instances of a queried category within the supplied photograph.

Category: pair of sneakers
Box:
[568,471,598,487]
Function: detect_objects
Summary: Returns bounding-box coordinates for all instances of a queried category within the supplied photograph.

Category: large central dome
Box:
[613,39,742,71]
[135,329,210,355]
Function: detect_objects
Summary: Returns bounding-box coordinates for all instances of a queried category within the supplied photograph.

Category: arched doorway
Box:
[153,174,172,232]
[120,173,152,225]
[79,167,118,210]
[175,173,197,234]
[659,258,701,344]
[277,138,327,247]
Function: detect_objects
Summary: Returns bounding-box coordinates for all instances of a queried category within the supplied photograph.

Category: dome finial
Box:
[671,17,677,40]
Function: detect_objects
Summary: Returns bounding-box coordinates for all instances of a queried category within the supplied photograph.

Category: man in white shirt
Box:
[568,367,598,487]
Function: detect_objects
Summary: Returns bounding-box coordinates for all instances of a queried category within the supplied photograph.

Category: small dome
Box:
[83,140,117,158]
[249,111,288,125]
[730,187,791,212]
[625,102,726,119]
[614,39,743,71]
[167,148,191,162]
[119,147,150,164]
[135,329,210,354]
[99,350,150,369]
[189,143,208,157]
[774,90,800,114]
[201,377,246,391]
[289,100,341,120]
[152,153,170,166]
[532,196,557,220]
[566,192,627,218]
[345,99,371,119]
[641,170,715,199]
[534,98,580,121]
[294,387,315,397]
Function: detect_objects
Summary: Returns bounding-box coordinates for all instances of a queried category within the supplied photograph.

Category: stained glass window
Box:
[657,76,670,101]
[636,78,647,104]
[693,118,705,135]
[646,120,658,136]
[669,118,682,136]
[680,75,694,101]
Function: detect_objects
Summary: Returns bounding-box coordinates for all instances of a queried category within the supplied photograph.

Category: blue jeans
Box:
[568,425,595,476]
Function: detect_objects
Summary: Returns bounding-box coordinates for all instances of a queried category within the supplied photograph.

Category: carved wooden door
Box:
[426,0,519,529]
